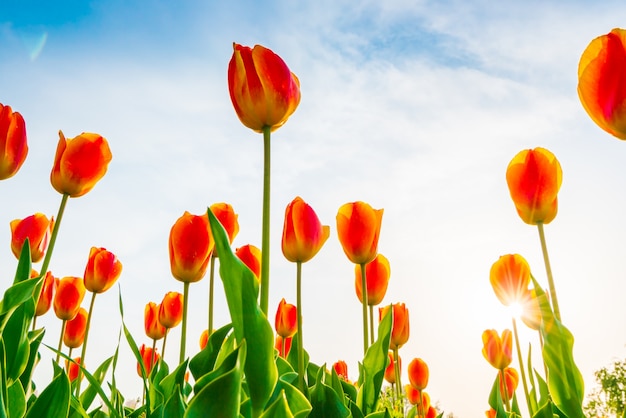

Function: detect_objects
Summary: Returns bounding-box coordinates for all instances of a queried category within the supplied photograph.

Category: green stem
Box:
[538,331,549,380]
[360,263,369,355]
[393,347,402,412]
[208,256,216,333]
[537,222,561,322]
[162,330,168,361]
[512,317,535,415]
[260,126,271,315]
[500,368,511,412]
[66,348,73,374]
[179,282,190,364]
[76,291,97,396]
[369,305,375,345]
[56,320,67,363]
[296,261,305,392]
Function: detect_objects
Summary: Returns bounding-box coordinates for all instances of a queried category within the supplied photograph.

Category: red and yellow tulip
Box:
[332,360,348,381]
[83,247,122,294]
[337,201,383,265]
[169,211,214,283]
[281,196,330,263]
[379,303,410,350]
[209,202,239,257]
[53,276,86,321]
[408,357,429,391]
[355,253,390,306]
[63,307,88,349]
[489,253,531,307]
[159,291,184,329]
[274,298,297,339]
[10,213,54,263]
[482,329,513,370]
[235,244,262,281]
[0,103,28,180]
[35,271,57,317]
[144,302,166,340]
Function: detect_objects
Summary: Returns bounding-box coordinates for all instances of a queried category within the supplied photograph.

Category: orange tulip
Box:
[499,367,519,403]
[405,384,420,405]
[384,352,400,384]
[0,103,28,180]
[379,303,410,350]
[66,357,81,382]
[137,344,159,377]
[489,254,531,307]
[159,291,184,329]
[274,298,297,338]
[35,271,57,317]
[235,244,262,281]
[63,307,88,349]
[83,247,122,293]
[336,201,383,265]
[332,360,348,381]
[199,329,210,350]
[281,196,330,263]
[505,147,562,225]
[209,202,239,257]
[482,329,513,370]
[50,131,112,197]
[578,28,626,140]
[485,408,497,418]
[168,211,214,283]
[144,302,166,340]
[408,357,429,391]
[53,276,86,321]
[520,288,542,331]
[228,43,301,132]
[10,213,54,263]
[425,406,437,418]
[354,253,390,306]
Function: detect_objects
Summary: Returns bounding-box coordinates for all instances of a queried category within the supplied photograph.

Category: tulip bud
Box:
[336,201,383,265]
[35,271,57,317]
[10,213,54,263]
[384,352,400,384]
[379,303,410,350]
[144,302,166,340]
[332,360,348,381]
[54,276,86,321]
[63,307,88,348]
[408,358,429,391]
[489,254,531,307]
[159,291,183,329]
[84,247,122,293]
[482,329,513,370]
[275,335,292,358]
[138,344,159,377]
[169,211,214,283]
[66,357,82,382]
[0,103,28,180]
[281,196,330,263]
[355,253,390,306]
[209,202,239,257]
[235,244,262,281]
[274,298,297,339]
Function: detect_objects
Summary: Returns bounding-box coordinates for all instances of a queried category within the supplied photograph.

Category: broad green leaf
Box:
[12,242,32,285]
[487,372,507,418]
[308,366,350,418]
[260,391,294,418]
[364,411,390,418]
[148,360,169,411]
[68,396,89,418]
[25,363,70,418]
[287,332,309,386]
[19,328,45,399]
[158,359,188,404]
[3,305,31,383]
[348,400,364,418]
[189,323,232,380]
[7,380,25,418]
[267,372,311,418]
[163,385,186,418]
[79,356,113,411]
[208,209,277,416]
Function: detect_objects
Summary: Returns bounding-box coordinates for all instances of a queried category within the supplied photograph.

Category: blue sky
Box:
[2,0,626,416]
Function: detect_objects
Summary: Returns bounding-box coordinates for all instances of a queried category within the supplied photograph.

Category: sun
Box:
[507,302,524,320]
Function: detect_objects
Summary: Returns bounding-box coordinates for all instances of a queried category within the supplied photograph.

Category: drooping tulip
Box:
[10,213,54,263]
[379,303,410,350]
[408,357,429,391]
[336,201,384,265]
[209,202,239,257]
[274,298,297,338]
[355,253,390,305]
[235,244,262,281]
[169,211,214,283]
[63,307,88,349]
[83,247,122,293]
[0,102,28,180]
[144,302,166,340]
[53,276,86,321]
[489,254,531,307]
[50,131,112,198]
[384,352,400,384]
[137,344,160,377]
[577,28,626,140]
[35,271,57,317]
[332,360,348,381]
[482,329,513,370]
[505,148,562,225]
[159,291,184,329]
[228,43,301,132]
[281,196,330,263]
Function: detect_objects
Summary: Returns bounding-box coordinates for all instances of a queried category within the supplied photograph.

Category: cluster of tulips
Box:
[1,26,626,418]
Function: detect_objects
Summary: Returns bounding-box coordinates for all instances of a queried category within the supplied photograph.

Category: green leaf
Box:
[18,328,45,399]
[79,356,113,411]
[208,208,277,417]
[3,305,31,383]
[267,372,311,418]
[25,362,70,418]
[158,359,188,404]
[487,372,507,418]
[189,323,232,380]
[260,391,294,418]
[7,380,25,418]
[163,385,186,418]
[308,366,350,418]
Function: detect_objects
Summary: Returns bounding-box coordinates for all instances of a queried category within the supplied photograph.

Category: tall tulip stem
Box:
[360,263,369,355]
[260,126,271,316]
[392,347,402,410]
[179,282,190,364]
[536,223,561,322]
[161,330,168,360]
[512,317,534,415]
[500,368,511,412]
[56,320,67,363]
[39,193,69,277]
[76,291,97,396]
[369,305,375,345]
[296,261,305,392]
[208,256,216,333]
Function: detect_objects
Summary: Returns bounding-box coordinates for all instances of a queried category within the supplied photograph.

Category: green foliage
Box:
[584,358,626,417]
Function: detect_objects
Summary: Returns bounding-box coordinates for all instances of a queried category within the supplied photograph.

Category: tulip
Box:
[499,367,519,403]
[505,147,562,226]
[138,344,160,378]
[275,335,292,358]
[274,298,297,338]
[489,254,531,307]
[159,291,184,329]
[482,329,513,370]
[63,307,88,349]
[281,197,330,263]
[485,409,497,418]
[578,28,626,140]
[520,288,542,331]
[228,43,301,132]
[50,131,112,198]
[332,360,348,381]
[53,276,86,321]
[169,211,214,283]
[199,329,209,350]
[35,271,57,317]
[66,357,81,382]
[10,213,54,263]
[209,202,239,257]
[144,302,166,340]
[425,406,437,418]
[408,357,429,391]
[379,303,410,350]
[235,244,262,281]
[336,201,384,265]
[384,352,400,384]
[0,102,28,180]
[405,384,420,405]
[354,253,390,306]
[83,247,122,293]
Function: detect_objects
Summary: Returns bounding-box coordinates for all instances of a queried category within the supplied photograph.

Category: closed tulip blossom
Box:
[209,202,239,257]
[275,335,292,358]
[54,276,86,321]
[408,357,429,391]
[499,367,519,403]
[482,329,513,370]
[50,131,112,198]
[84,247,122,293]
[199,329,209,350]
[228,43,301,132]
[505,147,562,225]
[384,352,400,384]
[235,244,262,281]
[159,291,184,329]
[144,302,166,341]
[10,213,54,263]
[489,254,531,307]
[66,358,81,382]
[138,344,160,377]
[35,271,57,317]
[281,197,330,263]
[0,102,28,180]
[274,298,297,338]
[425,406,437,418]
[332,360,348,381]
[379,303,410,350]
[405,384,420,405]
[336,201,384,265]
[63,307,88,349]
[355,253,390,306]
[169,211,214,283]
[578,28,626,140]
